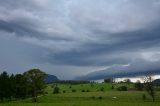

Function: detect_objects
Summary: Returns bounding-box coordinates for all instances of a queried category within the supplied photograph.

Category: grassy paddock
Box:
[0,83,160,106]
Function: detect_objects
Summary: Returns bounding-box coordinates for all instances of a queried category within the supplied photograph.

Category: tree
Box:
[0,71,11,102]
[53,84,60,94]
[104,78,115,83]
[9,74,16,100]
[124,79,131,84]
[143,75,155,102]
[117,86,128,91]
[0,72,4,102]
[24,69,46,102]
[135,80,143,91]
[14,74,28,99]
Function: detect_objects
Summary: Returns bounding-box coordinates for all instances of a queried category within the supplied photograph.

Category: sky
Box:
[0,0,160,80]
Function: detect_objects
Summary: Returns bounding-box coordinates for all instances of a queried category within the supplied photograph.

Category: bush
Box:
[52,84,57,88]
[100,87,104,91]
[53,86,60,94]
[86,90,90,92]
[91,96,95,99]
[142,94,146,100]
[45,91,48,94]
[90,83,94,87]
[72,89,76,92]
[63,90,66,93]
[117,86,128,91]
[111,85,114,89]
[69,86,72,89]
[81,90,85,92]
[135,81,144,91]
[98,96,102,100]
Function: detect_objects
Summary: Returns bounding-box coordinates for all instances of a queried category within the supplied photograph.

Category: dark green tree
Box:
[14,74,28,99]
[124,79,131,84]
[135,80,143,91]
[53,85,60,94]
[144,76,155,102]
[23,69,46,102]
[9,74,16,100]
[0,72,4,102]
[0,71,11,102]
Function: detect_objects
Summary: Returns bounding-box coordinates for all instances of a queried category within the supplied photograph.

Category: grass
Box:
[0,83,160,106]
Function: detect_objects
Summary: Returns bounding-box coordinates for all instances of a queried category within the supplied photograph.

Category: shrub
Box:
[69,85,72,88]
[117,86,128,91]
[91,96,95,99]
[135,81,144,91]
[53,86,60,94]
[72,89,76,92]
[63,90,66,93]
[111,85,114,89]
[100,87,104,91]
[45,91,48,94]
[86,90,90,92]
[52,84,57,88]
[81,90,85,92]
[142,94,146,100]
[90,83,94,87]
[98,96,102,100]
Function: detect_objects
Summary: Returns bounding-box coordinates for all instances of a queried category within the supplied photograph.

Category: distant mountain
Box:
[44,74,59,83]
[153,79,160,86]
[76,67,160,80]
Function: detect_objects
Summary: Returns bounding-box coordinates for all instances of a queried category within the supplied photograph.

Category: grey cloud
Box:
[0,0,160,79]
[69,0,160,34]
[45,27,160,66]
[78,58,160,80]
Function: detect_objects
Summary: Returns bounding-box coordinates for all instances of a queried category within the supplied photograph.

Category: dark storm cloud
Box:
[0,20,41,37]
[78,59,160,80]
[47,26,160,66]
[1,0,160,79]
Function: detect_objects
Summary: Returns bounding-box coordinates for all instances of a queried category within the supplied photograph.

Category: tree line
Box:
[0,69,46,102]
[55,80,90,84]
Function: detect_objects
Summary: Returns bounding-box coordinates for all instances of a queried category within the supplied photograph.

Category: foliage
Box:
[14,74,28,99]
[72,89,76,92]
[117,86,128,91]
[53,86,60,94]
[0,72,11,102]
[135,80,144,91]
[142,94,146,100]
[86,90,90,92]
[124,79,131,84]
[55,80,90,84]
[98,96,102,100]
[63,90,66,93]
[100,87,104,91]
[143,76,155,102]
[104,79,114,83]
[81,90,85,92]
[69,85,72,88]
[111,85,114,89]
[91,96,95,99]
[23,69,46,102]
[0,72,29,102]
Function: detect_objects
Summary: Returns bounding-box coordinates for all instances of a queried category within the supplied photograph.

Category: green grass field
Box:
[1,83,160,106]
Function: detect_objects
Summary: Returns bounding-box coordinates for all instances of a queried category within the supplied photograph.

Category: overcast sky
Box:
[1,0,160,80]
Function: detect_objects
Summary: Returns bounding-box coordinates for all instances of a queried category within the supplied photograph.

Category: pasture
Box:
[1,83,160,106]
